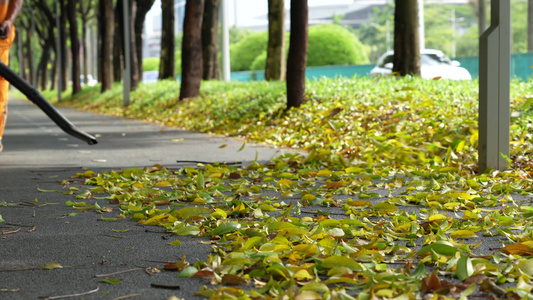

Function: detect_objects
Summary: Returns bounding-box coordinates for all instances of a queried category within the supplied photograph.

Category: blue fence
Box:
[231,52,533,82]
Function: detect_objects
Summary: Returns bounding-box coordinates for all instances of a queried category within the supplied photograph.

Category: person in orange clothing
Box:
[0,0,22,152]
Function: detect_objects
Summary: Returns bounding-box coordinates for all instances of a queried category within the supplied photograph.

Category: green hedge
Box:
[307,24,369,66]
[142,57,160,72]
[230,32,269,71]
[243,24,369,71]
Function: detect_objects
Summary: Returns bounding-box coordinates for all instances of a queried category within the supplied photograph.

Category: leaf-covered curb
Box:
[58,77,533,299]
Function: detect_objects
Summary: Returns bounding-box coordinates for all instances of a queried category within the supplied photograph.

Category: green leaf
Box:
[417,243,459,257]
[210,222,241,236]
[517,259,533,276]
[100,217,118,222]
[172,225,201,236]
[455,255,473,281]
[100,277,122,284]
[178,266,198,278]
[176,207,211,219]
[238,141,246,152]
[0,214,4,223]
[300,282,329,293]
[320,256,365,271]
[169,240,183,246]
[196,172,205,190]
[38,188,57,193]
[372,202,398,213]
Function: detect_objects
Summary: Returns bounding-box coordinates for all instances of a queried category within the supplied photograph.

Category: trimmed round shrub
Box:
[307,24,369,66]
[250,51,267,71]
[230,31,269,71]
[142,57,160,72]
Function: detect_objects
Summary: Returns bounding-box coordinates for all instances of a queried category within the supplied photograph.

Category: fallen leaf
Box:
[41,262,63,270]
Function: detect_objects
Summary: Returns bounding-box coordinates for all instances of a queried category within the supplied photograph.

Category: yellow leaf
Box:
[348,200,372,207]
[145,214,178,226]
[317,169,332,177]
[443,202,462,210]
[210,208,227,219]
[501,243,533,255]
[301,194,316,201]
[428,214,447,222]
[294,269,313,281]
[192,198,206,205]
[456,140,465,152]
[41,262,63,270]
[450,230,477,239]
[156,181,172,187]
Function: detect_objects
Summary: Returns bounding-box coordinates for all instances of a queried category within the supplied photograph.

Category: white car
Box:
[369,49,472,80]
[80,74,98,86]
[142,71,159,84]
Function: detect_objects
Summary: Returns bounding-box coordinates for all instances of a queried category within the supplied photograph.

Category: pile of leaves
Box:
[61,77,533,299]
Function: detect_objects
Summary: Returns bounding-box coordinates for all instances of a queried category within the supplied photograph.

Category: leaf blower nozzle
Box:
[0,61,97,145]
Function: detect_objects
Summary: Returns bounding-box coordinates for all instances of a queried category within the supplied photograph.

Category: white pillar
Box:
[123,0,131,106]
[478,0,511,172]
[221,0,231,81]
[418,0,425,50]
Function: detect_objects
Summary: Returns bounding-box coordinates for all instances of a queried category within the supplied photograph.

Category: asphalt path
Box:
[0,97,294,300]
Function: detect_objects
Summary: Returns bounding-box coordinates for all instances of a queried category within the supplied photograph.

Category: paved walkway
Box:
[0,97,293,299]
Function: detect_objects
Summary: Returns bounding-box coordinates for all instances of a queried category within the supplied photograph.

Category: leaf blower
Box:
[0,61,97,145]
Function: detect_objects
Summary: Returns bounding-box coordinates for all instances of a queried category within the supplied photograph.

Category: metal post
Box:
[221,0,231,81]
[56,1,62,102]
[451,8,455,58]
[123,0,131,107]
[478,0,511,172]
[418,0,425,50]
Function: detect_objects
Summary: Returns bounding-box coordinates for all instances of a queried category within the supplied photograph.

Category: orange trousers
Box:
[0,26,15,140]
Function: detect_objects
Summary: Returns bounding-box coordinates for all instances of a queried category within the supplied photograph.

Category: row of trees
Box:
[16,1,525,109]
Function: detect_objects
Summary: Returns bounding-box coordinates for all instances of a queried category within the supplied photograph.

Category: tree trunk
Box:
[266,0,286,81]
[201,0,220,80]
[159,0,176,80]
[99,0,114,91]
[286,0,308,109]
[478,0,487,35]
[60,0,68,91]
[179,0,204,100]
[527,0,533,52]
[24,28,34,84]
[393,0,420,77]
[113,0,123,82]
[81,24,88,85]
[67,0,82,95]
[79,0,95,86]
[127,0,139,90]
[37,43,51,90]
[135,0,155,79]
